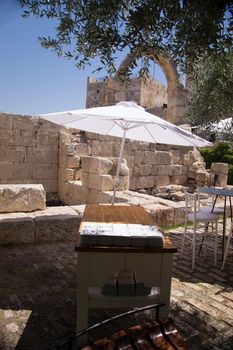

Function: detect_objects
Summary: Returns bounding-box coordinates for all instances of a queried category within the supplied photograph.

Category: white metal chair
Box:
[197,188,225,217]
[221,221,233,270]
[180,192,220,270]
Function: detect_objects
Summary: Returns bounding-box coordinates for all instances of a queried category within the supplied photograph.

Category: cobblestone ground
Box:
[0,222,232,350]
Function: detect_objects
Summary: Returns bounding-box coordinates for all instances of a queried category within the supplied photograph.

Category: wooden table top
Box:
[76,204,177,253]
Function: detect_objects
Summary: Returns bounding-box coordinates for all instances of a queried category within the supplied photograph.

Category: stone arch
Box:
[115,52,187,125]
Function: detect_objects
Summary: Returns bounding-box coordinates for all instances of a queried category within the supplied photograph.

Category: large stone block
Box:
[135,165,152,176]
[85,189,112,204]
[0,145,26,162]
[66,155,81,168]
[154,175,170,187]
[36,132,59,147]
[20,130,37,147]
[0,213,35,244]
[75,143,90,156]
[0,113,13,129]
[169,150,181,164]
[33,163,58,179]
[134,150,145,165]
[13,162,33,180]
[211,163,229,175]
[32,206,80,242]
[13,115,38,131]
[0,162,14,180]
[81,156,113,174]
[27,147,58,164]
[169,175,187,185]
[64,168,74,181]
[66,181,86,205]
[144,204,174,227]
[152,165,173,176]
[144,151,158,164]
[214,174,228,187]
[91,140,102,156]
[83,173,114,191]
[0,129,20,146]
[171,165,187,176]
[136,176,154,189]
[0,184,46,213]
[156,151,172,165]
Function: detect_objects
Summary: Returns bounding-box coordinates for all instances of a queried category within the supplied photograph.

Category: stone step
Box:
[0,206,82,244]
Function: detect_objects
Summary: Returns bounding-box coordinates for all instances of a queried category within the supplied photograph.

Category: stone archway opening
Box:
[86,52,188,125]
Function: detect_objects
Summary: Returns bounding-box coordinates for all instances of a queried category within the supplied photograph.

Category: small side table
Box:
[75,204,177,338]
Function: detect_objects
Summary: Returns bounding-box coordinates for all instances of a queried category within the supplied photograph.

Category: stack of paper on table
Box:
[79,223,164,247]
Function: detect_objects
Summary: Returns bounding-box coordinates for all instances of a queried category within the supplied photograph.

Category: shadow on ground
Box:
[0,228,232,349]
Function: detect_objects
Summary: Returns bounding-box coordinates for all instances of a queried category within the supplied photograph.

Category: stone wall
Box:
[0,113,62,197]
[1,113,227,206]
[57,128,209,204]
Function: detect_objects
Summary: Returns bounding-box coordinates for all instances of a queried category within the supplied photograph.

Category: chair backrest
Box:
[185,192,198,220]
[197,187,214,209]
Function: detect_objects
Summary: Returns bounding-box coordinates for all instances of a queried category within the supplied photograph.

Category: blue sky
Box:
[0,0,166,116]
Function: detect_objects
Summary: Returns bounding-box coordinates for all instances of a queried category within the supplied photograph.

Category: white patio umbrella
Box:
[39,101,211,204]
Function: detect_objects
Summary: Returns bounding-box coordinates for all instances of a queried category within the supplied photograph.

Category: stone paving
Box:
[0,222,232,350]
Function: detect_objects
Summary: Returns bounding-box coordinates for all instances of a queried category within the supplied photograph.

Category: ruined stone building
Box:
[86,53,187,125]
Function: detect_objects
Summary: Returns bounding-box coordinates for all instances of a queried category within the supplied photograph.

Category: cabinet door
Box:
[126,253,162,286]
[86,252,125,286]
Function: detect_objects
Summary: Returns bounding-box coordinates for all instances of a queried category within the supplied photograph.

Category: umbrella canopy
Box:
[40,101,211,148]
[40,101,211,204]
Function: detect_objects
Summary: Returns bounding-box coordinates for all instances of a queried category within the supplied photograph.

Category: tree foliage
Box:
[186,51,233,129]
[20,0,232,76]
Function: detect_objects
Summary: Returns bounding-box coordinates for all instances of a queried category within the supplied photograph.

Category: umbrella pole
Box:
[111,128,127,205]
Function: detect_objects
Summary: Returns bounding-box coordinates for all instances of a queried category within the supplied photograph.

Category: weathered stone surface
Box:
[0,212,35,243]
[135,165,152,176]
[13,115,38,131]
[169,149,181,164]
[195,171,209,185]
[36,131,59,147]
[81,156,113,174]
[137,176,154,189]
[171,165,187,176]
[33,163,58,179]
[0,129,20,146]
[13,162,33,180]
[152,165,173,176]
[64,168,74,181]
[144,203,174,226]
[211,163,229,175]
[0,113,13,129]
[0,145,26,162]
[0,184,46,213]
[0,162,14,180]
[214,174,228,187]
[169,175,187,185]
[66,155,80,168]
[75,143,90,156]
[31,206,80,242]
[20,130,37,147]
[154,175,170,187]
[85,189,112,204]
[66,181,86,205]
[83,173,114,191]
